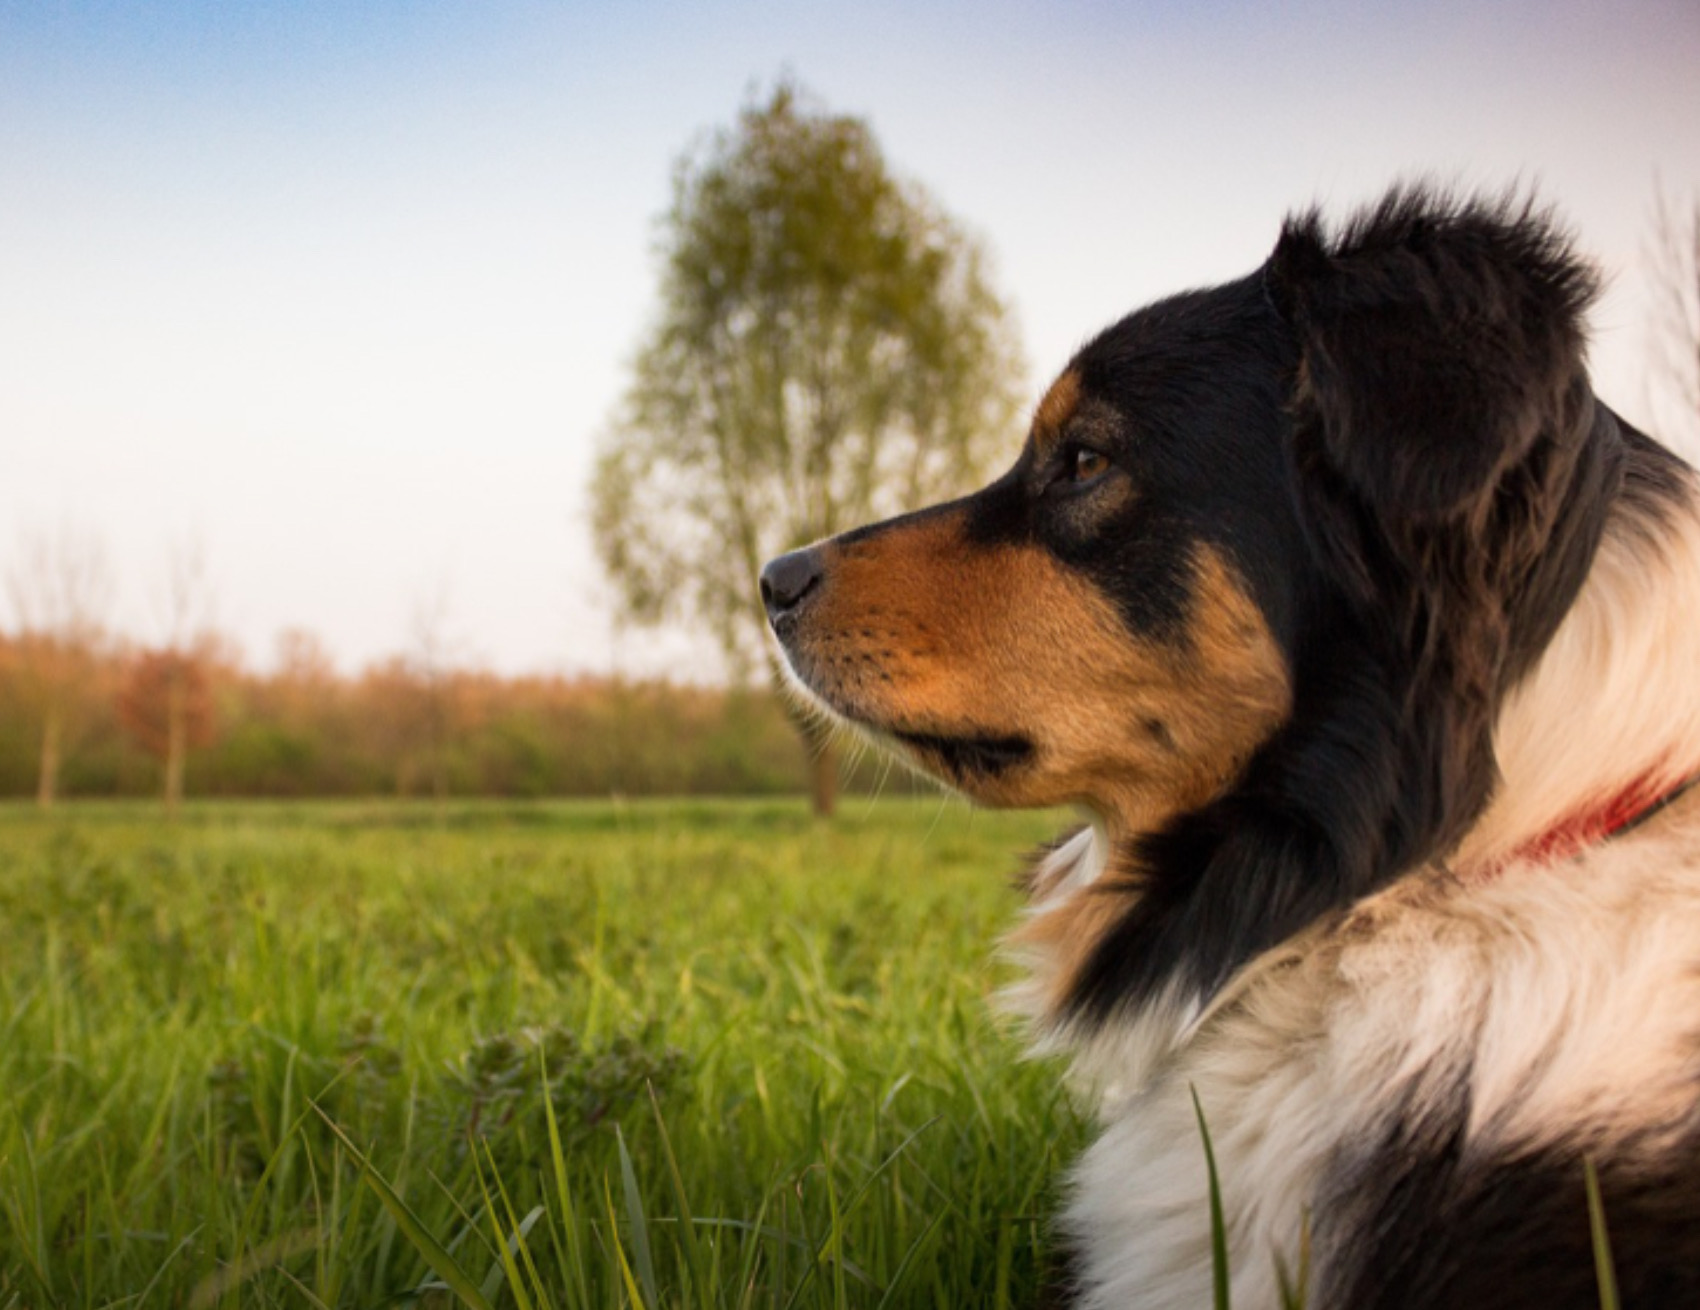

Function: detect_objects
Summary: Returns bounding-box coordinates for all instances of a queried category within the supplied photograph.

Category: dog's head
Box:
[762,188,1625,1017]
[761,270,1303,823]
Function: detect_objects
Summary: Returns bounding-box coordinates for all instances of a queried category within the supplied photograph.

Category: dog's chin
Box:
[772,654,1037,797]
[887,729,1036,784]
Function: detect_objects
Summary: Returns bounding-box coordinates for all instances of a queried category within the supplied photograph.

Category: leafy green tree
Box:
[593,81,1026,814]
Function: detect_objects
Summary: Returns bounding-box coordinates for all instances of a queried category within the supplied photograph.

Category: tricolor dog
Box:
[761,187,1700,1308]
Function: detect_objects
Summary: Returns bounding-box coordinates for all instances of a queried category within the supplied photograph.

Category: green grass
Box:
[0,797,1084,1307]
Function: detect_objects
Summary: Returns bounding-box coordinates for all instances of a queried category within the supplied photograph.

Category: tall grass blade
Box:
[1584,1157,1621,1310]
[1190,1085,1231,1310]
[734,1188,776,1310]
[134,1230,200,1310]
[831,1117,940,1240]
[541,1050,592,1309]
[329,1138,371,1308]
[605,1174,650,1310]
[470,1141,539,1310]
[873,1209,946,1310]
[485,1168,550,1305]
[649,1081,706,1307]
[3,1121,52,1298]
[311,1104,494,1310]
[779,1173,823,1310]
[823,1148,848,1310]
[277,1266,336,1310]
[237,1069,353,1255]
[618,1125,662,1310]
[1275,1209,1311,1310]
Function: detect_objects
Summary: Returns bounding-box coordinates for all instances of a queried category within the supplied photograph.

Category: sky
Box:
[3,0,1698,677]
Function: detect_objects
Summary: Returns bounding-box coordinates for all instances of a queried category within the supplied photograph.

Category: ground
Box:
[0,797,1081,1308]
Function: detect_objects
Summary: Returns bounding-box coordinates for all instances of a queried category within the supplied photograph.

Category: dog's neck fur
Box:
[1008,456,1700,1095]
[1456,465,1700,873]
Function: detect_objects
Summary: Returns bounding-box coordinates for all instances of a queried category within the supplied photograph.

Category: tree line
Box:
[0,626,833,804]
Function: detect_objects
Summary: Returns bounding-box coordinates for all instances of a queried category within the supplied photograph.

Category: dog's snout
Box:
[760,548,824,626]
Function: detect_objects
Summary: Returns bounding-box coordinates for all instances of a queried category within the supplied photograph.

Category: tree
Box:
[592,80,1026,815]
[4,524,114,807]
[1646,184,1700,457]
[118,537,220,815]
[405,578,473,808]
[117,647,217,816]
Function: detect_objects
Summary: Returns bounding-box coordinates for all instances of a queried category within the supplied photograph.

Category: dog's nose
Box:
[760,548,824,625]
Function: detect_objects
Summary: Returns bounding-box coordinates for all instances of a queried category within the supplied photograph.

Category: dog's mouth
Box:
[777,652,1036,784]
[890,728,1036,780]
[768,583,1039,789]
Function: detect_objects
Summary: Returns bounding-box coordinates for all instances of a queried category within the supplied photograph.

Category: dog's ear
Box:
[1265,189,1600,528]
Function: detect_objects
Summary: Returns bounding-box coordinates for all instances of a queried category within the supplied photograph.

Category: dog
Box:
[759,186,1700,1308]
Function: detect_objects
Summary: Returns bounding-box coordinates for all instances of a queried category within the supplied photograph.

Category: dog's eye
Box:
[1067,446,1110,485]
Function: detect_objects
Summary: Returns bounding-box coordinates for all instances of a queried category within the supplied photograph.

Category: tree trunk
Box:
[769,657,839,817]
[432,742,448,805]
[165,672,186,818]
[36,705,61,809]
[810,738,838,817]
[430,690,449,822]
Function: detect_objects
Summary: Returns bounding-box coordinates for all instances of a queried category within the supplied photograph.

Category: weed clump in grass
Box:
[336,1010,405,1085]
[442,1023,689,1167]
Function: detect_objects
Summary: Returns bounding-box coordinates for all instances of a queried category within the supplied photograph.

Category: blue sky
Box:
[3,0,1698,674]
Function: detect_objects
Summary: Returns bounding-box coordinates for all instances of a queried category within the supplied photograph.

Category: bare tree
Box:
[4,524,114,807]
[117,648,217,816]
[407,575,470,808]
[157,535,218,651]
[1646,183,1700,458]
[119,536,221,816]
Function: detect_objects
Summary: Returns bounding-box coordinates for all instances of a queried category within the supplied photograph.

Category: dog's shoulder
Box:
[1060,789,1700,1309]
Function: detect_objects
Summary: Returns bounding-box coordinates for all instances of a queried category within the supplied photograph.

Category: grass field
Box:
[0,797,1085,1308]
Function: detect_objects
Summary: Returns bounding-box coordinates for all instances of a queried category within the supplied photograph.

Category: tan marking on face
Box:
[787,513,1290,826]
[1002,553,1295,1012]
[1031,367,1082,457]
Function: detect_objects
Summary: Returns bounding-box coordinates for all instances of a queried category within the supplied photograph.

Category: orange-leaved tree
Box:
[119,537,222,815]
[3,525,114,807]
[117,646,218,816]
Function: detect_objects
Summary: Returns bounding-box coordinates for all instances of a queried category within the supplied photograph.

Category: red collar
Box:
[1509,771,1700,867]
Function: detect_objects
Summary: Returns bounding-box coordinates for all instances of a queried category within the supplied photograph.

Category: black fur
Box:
[962,274,1308,651]
[1070,190,1629,1016]
[1319,1096,1700,1308]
